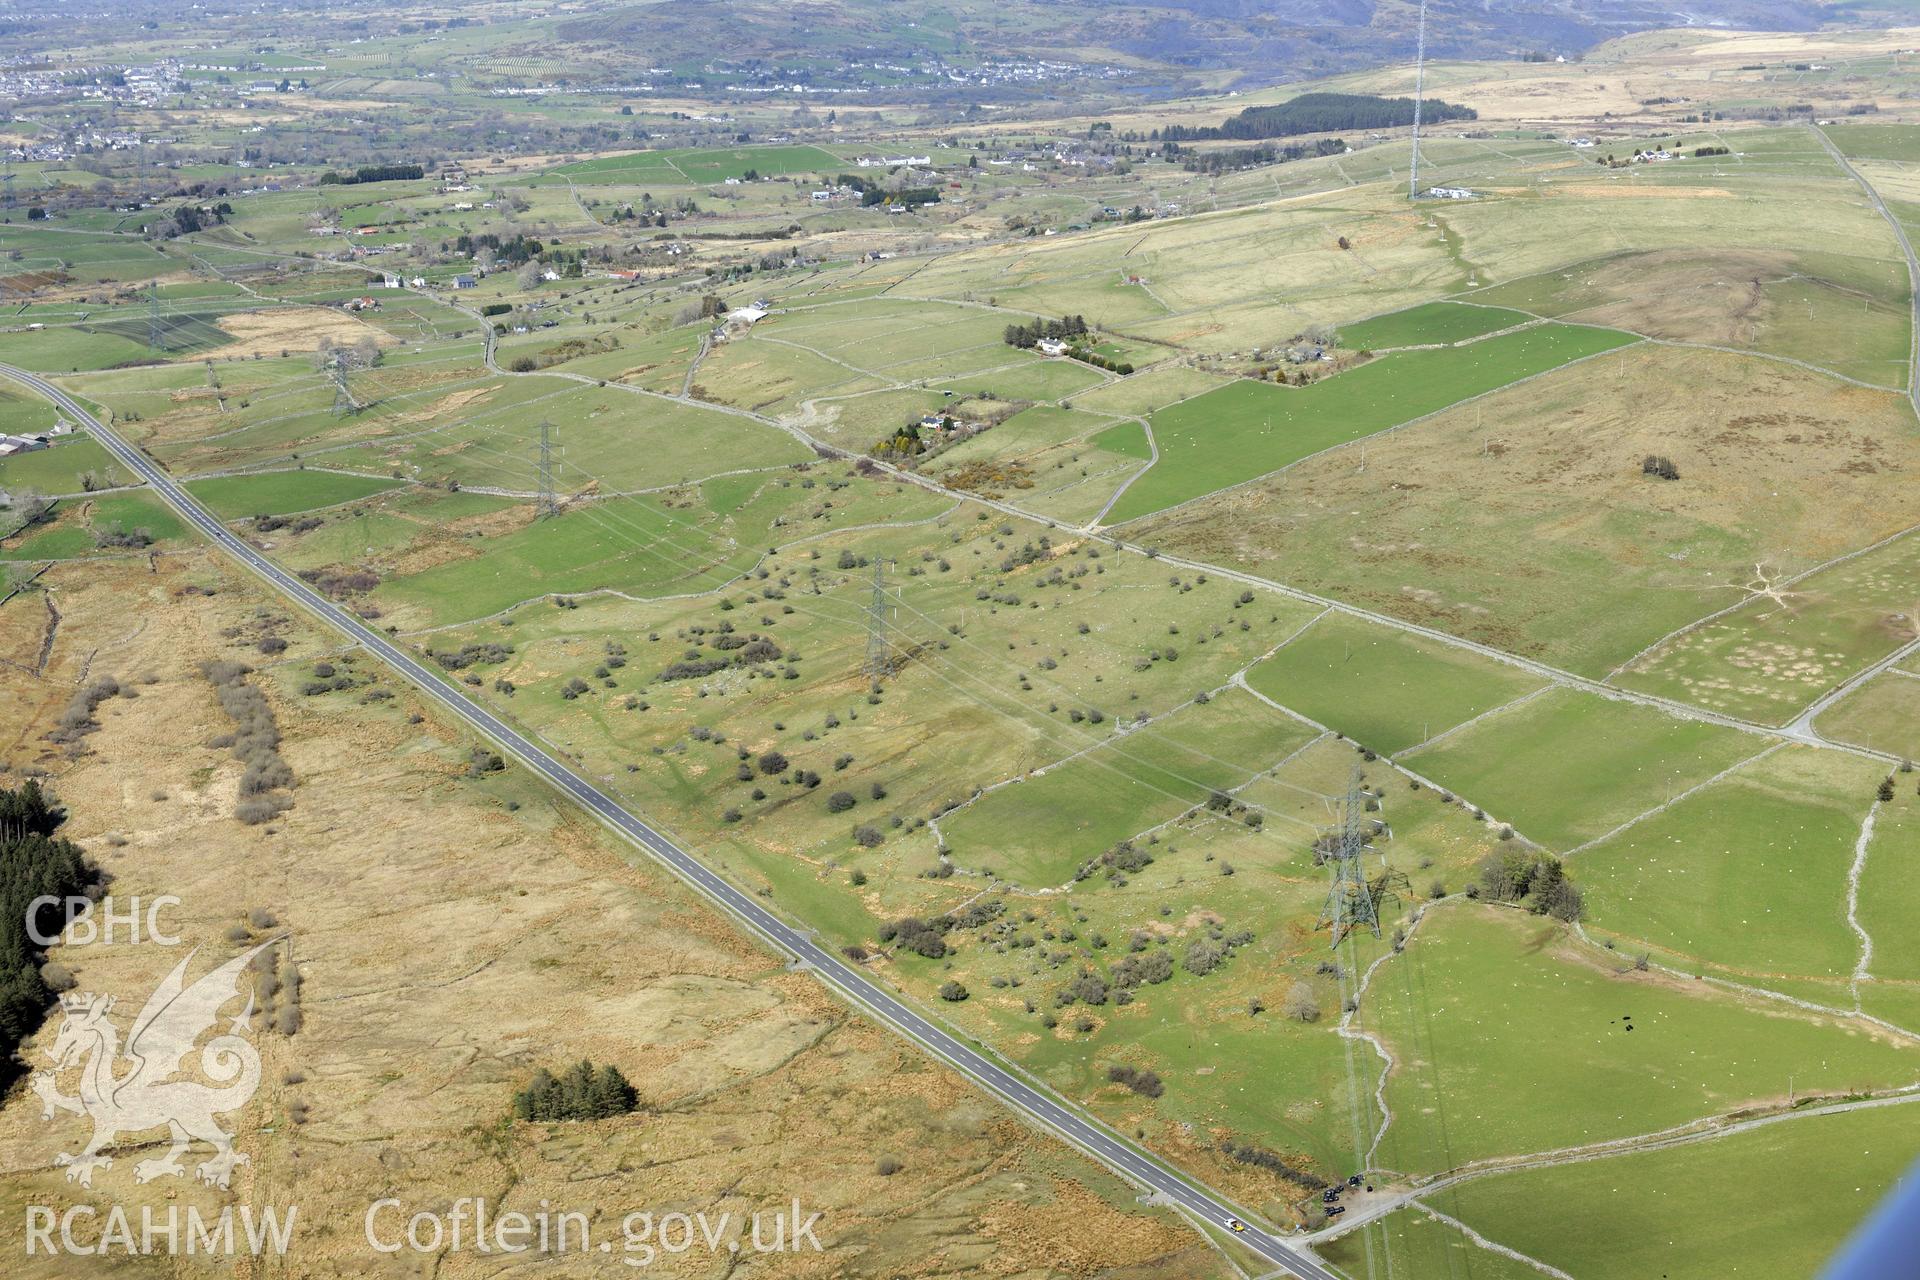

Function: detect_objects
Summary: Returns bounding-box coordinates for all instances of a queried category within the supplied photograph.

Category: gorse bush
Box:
[202,662,294,824]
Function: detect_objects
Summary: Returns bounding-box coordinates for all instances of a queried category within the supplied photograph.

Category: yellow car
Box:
[1226,1218,1246,1233]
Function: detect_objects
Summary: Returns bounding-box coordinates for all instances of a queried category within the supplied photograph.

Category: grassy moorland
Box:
[4,29,1920,1277]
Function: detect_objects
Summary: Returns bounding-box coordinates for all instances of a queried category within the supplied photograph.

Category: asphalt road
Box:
[1,363,1343,1280]
[1812,122,1920,419]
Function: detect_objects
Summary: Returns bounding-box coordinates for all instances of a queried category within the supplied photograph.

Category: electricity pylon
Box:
[864,557,896,680]
[535,420,558,517]
[1319,769,1382,947]
[328,358,360,417]
[1409,0,1429,201]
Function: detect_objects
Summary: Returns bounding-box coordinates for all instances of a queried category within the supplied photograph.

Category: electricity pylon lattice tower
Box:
[1319,769,1382,948]
[328,358,361,417]
[147,283,163,352]
[1408,0,1429,201]
[864,557,896,680]
[535,420,559,518]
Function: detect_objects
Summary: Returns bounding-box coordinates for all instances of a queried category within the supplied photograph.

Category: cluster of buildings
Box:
[837,56,1131,92]
[711,300,771,341]
[490,82,663,98]
[0,59,188,108]
[6,127,146,165]
[0,421,70,458]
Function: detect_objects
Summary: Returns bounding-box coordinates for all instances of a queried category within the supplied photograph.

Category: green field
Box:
[186,469,407,519]
[546,144,845,185]
[933,357,1111,403]
[6,489,187,558]
[938,686,1321,885]
[1339,301,1533,351]
[1245,613,1547,755]
[1071,366,1230,417]
[1107,324,1639,522]
[1088,421,1152,460]
[1427,1099,1920,1280]
[1320,1205,1563,1280]
[1817,667,1920,758]
[1826,122,1920,163]
[0,436,130,494]
[373,492,754,625]
[1368,908,1920,1175]
[1854,786,1920,983]
[1577,746,1878,979]
[1403,688,1766,850]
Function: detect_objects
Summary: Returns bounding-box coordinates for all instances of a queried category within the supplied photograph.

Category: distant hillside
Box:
[553,0,1829,99]
[1156,92,1476,142]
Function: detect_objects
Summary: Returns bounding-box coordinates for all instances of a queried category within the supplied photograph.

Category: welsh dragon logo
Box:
[30,943,270,1190]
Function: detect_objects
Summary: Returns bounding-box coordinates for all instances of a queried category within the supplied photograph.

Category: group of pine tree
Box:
[1003,314,1090,349]
[512,1059,640,1122]
[0,781,94,1079]
[1153,92,1475,142]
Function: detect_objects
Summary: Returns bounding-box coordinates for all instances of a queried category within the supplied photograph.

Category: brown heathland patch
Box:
[0,553,1220,1278]
[208,307,396,360]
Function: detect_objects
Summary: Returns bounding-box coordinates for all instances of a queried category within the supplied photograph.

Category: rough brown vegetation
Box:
[0,552,1223,1278]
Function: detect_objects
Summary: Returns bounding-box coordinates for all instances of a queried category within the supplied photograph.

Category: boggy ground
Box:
[0,550,1223,1278]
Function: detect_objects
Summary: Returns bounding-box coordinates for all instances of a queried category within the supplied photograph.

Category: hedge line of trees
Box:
[319,164,425,185]
[1220,1138,1329,1190]
[1154,93,1475,142]
[863,186,940,209]
[1172,136,1347,176]
[1072,349,1134,375]
[0,782,94,1086]
[452,231,545,269]
[1003,314,1090,349]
